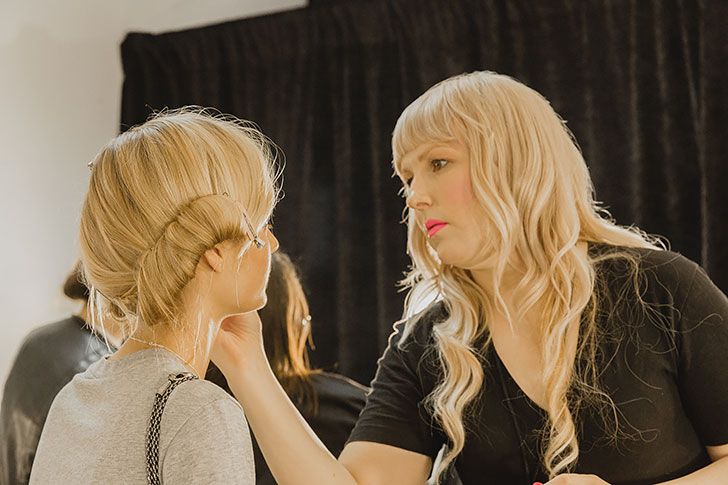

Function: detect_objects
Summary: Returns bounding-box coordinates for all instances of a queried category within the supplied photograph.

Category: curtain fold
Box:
[120,0,725,384]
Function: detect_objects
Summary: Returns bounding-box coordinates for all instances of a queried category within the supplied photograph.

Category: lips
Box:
[425,219,448,238]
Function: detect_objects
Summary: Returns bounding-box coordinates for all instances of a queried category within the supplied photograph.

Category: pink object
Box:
[425,218,447,237]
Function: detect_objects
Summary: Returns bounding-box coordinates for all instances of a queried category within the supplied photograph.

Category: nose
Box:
[405,184,432,210]
[267,228,280,253]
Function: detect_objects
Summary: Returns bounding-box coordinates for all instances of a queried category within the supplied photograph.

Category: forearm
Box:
[227,353,358,485]
[658,456,728,485]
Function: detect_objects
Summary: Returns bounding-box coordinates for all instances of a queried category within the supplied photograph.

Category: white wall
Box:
[0,0,307,399]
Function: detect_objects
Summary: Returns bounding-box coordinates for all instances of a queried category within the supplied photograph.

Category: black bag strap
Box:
[146,372,198,485]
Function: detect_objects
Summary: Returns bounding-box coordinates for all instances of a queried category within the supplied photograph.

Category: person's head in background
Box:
[260,251,319,413]
[63,261,90,324]
[62,261,90,304]
[63,261,128,349]
[79,108,280,375]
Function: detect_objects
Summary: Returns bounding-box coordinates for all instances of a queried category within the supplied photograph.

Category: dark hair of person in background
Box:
[1,262,109,485]
[62,261,90,301]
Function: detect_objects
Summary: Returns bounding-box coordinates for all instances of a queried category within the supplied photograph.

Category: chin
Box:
[251,294,268,312]
[439,249,495,271]
[434,248,467,267]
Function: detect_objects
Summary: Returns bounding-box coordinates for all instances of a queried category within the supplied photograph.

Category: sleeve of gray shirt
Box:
[161,397,255,484]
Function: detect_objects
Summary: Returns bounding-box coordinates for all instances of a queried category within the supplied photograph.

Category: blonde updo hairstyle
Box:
[393,72,661,481]
[80,109,279,340]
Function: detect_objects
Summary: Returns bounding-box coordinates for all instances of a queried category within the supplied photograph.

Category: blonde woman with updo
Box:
[30,110,279,484]
[209,72,728,485]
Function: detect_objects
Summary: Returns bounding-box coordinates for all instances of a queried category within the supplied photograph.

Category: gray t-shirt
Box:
[29,348,254,484]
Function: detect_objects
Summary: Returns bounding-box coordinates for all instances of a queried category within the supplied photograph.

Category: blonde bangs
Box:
[392,84,466,174]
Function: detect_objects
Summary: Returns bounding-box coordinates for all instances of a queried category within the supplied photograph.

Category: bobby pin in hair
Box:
[222,191,266,249]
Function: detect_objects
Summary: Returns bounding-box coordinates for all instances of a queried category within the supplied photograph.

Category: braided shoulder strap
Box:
[146,372,198,485]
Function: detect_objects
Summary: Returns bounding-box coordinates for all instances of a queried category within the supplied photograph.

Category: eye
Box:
[431,159,448,171]
[399,172,413,187]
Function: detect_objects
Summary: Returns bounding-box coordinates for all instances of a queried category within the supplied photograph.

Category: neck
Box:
[469,241,588,299]
[467,241,589,336]
[469,262,525,305]
[111,307,223,378]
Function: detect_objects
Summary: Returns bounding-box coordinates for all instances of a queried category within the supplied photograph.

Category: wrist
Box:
[220,344,270,382]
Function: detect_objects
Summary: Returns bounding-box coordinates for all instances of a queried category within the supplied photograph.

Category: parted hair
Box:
[392,72,661,482]
[79,108,280,338]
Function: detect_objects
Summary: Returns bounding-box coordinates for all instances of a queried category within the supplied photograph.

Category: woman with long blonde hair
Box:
[30,109,280,484]
[214,72,728,485]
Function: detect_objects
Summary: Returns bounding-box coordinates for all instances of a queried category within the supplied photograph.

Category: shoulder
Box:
[392,300,448,349]
[591,244,701,299]
[19,316,91,354]
[165,378,244,421]
[20,317,108,370]
[159,379,254,482]
[4,317,104,409]
[592,244,727,334]
[160,379,249,452]
[372,301,447,387]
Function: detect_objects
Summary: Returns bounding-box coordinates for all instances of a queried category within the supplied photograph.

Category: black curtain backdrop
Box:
[120,0,727,385]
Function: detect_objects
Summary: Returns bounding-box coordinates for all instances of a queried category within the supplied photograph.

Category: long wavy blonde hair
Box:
[79,108,280,342]
[392,72,662,481]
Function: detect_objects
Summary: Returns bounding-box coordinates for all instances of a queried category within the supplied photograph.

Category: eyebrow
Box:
[398,146,434,172]
[398,144,446,175]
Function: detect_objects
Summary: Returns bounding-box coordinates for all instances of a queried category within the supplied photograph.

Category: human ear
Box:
[201,245,225,273]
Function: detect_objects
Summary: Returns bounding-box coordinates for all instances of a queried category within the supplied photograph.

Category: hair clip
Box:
[87,161,94,169]
[220,191,265,248]
[237,203,266,249]
[301,315,312,326]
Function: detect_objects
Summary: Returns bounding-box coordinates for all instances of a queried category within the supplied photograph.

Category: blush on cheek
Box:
[447,175,478,208]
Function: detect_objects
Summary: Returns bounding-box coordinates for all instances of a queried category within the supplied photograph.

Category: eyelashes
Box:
[401,159,449,188]
[431,158,448,171]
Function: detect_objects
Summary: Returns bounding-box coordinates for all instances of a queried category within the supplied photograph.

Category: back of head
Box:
[79,108,279,337]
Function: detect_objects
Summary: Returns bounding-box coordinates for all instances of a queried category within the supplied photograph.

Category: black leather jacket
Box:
[0,316,110,485]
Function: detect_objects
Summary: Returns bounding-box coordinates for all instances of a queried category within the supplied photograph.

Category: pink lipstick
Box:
[425,219,448,238]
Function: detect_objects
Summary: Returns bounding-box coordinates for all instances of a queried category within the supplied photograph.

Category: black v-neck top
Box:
[348,246,728,484]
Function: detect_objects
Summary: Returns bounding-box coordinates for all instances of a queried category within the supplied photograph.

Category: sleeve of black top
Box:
[346,319,445,459]
[674,258,728,446]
